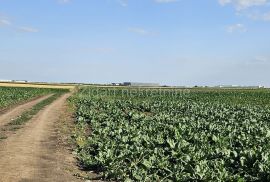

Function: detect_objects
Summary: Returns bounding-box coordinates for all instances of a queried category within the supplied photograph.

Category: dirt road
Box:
[0,93,81,182]
[0,95,51,127]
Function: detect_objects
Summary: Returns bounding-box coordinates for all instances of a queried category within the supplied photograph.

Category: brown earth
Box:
[0,93,82,182]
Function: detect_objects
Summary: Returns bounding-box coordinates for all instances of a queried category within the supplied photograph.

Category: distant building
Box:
[215,85,264,89]
[122,82,160,87]
[12,80,28,83]
[245,86,265,89]
[217,85,239,88]
[0,80,12,82]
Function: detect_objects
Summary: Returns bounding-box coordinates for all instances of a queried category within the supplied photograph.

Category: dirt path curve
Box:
[0,93,81,182]
[0,95,52,127]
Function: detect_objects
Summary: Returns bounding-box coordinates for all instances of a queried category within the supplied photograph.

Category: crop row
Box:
[72,87,270,181]
[0,86,66,109]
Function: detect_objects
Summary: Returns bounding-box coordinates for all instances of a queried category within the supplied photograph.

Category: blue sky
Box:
[0,0,270,86]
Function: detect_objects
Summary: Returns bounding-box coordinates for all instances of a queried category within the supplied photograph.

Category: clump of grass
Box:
[0,134,7,140]
[9,93,63,126]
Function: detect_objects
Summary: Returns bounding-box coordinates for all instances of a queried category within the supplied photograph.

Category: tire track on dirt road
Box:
[0,95,52,128]
[0,92,81,182]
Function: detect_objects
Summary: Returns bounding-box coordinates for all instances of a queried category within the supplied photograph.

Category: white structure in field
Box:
[13,80,28,83]
[122,82,160,87]
[0,80,12,82]
[0,80,28,83]
[216,85,264,89]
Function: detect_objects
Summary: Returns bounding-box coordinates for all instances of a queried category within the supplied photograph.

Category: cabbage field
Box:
[0,86,63,110]
[72,87,270,181]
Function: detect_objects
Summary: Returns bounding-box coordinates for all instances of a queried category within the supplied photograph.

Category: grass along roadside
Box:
[0,92,66,140]
[66,93,103,181]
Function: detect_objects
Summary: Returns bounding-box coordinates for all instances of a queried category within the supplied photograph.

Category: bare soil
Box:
[0,93,82,182]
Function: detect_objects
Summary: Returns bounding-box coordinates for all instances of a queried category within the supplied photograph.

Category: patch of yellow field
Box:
[0,82,75,90]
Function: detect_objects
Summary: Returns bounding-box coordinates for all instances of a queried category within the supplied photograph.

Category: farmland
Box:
[0,86,64,110]
[0,82,75,90]
[0,86,79,181]
[72,87,270,181]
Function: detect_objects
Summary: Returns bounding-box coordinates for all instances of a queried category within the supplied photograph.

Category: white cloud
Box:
[155,0,179,3]
[117,0,128,7]
[0,15,11,26]
[58,0,71,4]
[219,0,270,10]
[244,56,270,65]
[86,47,115,54]
[226,23,247,33]
[128,27,158,36]
[219,0,270,21]
[254,56,269,62]
[128,27,149,35]
[0,19,11,26]
[247,11,270,20]
[116,0,178,7]
[17,26,39,33]
[0,13,38,33]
